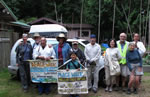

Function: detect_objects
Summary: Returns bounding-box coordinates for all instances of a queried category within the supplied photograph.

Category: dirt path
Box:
[51,76,150,97]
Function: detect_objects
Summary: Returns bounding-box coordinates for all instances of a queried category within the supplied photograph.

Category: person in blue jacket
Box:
[126,42,143,94]
[54,33,72,68]
[66,52,82,97]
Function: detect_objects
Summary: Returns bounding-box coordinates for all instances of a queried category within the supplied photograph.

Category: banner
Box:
[29,60,58,83]
[57,69,88,94]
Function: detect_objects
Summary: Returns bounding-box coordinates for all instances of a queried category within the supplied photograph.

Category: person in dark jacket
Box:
[126,42,143,94]
[16,33,33,92]
[71,41,85,64]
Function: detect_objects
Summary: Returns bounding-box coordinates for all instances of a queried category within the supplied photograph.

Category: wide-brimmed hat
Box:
[56,33,67,41]
[33,33,40,39]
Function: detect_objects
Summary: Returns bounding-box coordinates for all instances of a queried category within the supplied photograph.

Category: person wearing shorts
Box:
[126,42,143,94]
[116,33,129,91]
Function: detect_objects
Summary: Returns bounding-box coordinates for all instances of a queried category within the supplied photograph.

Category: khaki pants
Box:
[87,62,99,89]
[105,66,116,86]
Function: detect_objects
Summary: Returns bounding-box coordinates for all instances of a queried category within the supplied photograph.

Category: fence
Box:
[0,31,19,68]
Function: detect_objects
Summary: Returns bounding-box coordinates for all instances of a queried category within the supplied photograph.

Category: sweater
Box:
[126,49,142,71]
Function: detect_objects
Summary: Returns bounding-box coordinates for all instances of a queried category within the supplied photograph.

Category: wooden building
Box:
[0,0,30,68]
[28,17,93,40]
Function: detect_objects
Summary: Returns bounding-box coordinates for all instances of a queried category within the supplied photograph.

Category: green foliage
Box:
[3,0,149,40]
[143,54,150,65]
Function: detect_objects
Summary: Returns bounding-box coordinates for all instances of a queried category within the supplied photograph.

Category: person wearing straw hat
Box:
[16,33,33,93]
[32,33,41,55]
[84,34,101,93]
[32,33,41,49]
[54,33,72,67]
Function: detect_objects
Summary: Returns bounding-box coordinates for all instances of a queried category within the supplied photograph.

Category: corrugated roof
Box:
[11,21,30,28]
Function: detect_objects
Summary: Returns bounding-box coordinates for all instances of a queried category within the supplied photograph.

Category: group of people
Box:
[104,33,146,94]
[16,32,146,97]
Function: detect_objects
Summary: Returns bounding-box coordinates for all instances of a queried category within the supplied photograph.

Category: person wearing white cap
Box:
[71,41,85,64]
[84,34,101,93]
[54,33,72,67]
[16,33,33,93]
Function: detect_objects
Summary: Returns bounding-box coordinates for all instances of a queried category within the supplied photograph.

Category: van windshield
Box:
[29,39,58,46]
[82,40,89,45]
[30,32,66,38]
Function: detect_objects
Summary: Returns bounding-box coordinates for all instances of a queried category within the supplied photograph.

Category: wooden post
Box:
[98,0,101,43]
[80,0,84,38]
[112,0,116,38]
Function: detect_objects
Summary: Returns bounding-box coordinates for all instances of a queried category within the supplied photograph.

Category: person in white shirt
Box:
[133,33,146,57]
[32,33,41,54]
[33,37,56,95]
[33,37,56,60]
[105,39,122,92]
[84,34,101,93]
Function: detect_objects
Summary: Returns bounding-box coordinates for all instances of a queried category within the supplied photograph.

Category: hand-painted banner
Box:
[29,60,58,83]
[57,69,88,94]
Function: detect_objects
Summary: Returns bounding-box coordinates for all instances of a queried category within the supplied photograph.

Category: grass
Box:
[0,68,150,97]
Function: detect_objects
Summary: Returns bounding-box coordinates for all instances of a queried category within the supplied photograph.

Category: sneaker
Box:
[105,86,109,92]
[88,88,92,91]
[114,86,119,91]
[75,94,79,97]
[23,89,28,93]
[38,91,43,95]
[109,87,112,92]
[45,91,50,95]
[133,88,138,94]
[92,88,97,93]
[127,88,131,95]
[69,95,73,97]
[122,87,126,92]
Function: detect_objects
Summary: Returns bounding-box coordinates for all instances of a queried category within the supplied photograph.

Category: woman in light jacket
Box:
[104,39,121,92]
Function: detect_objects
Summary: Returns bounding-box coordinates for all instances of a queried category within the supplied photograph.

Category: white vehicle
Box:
[29,24,68,38]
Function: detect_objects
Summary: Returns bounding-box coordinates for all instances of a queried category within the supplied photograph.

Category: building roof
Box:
[28,17,59,25]
[0,0,17,21]
[11,21,30,28]
[28,17,93,29]
[63,24,94,29]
